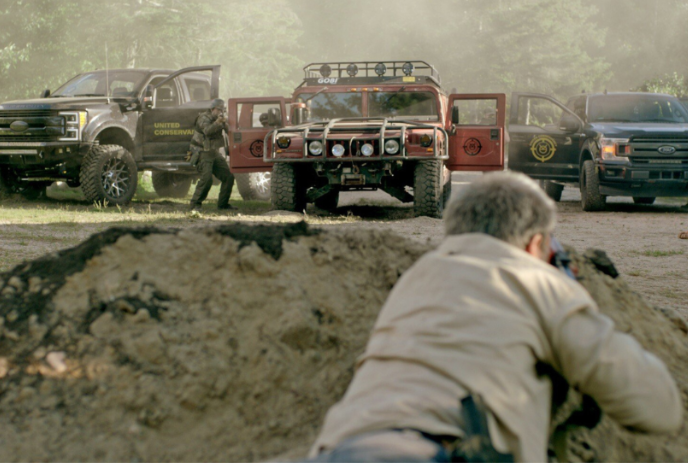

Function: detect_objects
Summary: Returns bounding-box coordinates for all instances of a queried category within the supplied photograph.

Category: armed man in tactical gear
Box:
[189,98,235,211]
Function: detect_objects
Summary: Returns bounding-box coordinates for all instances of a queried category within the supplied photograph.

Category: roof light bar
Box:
[374,63,387,76]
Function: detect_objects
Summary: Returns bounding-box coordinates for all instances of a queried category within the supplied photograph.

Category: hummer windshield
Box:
[588,94,688,124]
[52,70,148,98]
[297,90,439,122]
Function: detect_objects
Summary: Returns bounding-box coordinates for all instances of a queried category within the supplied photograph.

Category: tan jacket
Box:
[311,234,682,462]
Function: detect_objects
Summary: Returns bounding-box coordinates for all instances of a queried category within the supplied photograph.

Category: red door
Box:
[446,93,506,171]
[227,97,289,173]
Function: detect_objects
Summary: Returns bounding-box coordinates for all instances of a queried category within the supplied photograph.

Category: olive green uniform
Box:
[190,110,234,209]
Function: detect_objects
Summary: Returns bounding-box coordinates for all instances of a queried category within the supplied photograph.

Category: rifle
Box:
[450,395,514,463]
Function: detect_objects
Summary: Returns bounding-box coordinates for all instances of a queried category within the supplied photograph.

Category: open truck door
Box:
[446,93,506,171]
[507,93,584,182]
[141,65,221,164]
[228,97,290,173]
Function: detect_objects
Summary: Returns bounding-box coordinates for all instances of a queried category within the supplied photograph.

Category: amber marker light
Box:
[277,136,291,149]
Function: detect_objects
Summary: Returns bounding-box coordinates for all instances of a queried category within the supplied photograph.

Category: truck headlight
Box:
[361,143,374,157]
[384,139,400,155]
[59,111,87,141]
[420,134,433,148]
[308,140,323,156]
[331,144,345,157]
[599,138,630,160]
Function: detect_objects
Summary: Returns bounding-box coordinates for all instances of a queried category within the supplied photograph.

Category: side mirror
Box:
[142,85,154,110]
[559,114,581,133]
[451,105,460,124]
[292,102,306,125]
[267,107,282,127]
[40,89,51,98]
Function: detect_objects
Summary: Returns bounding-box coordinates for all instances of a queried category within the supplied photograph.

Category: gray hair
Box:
[444,172,556,248]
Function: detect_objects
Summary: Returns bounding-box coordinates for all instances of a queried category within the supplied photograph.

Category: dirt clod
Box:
[0,224,686,462]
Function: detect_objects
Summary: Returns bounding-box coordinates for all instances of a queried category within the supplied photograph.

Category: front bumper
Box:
[0,141,87,166]
[264,118,448,163]
[598,162,688,196]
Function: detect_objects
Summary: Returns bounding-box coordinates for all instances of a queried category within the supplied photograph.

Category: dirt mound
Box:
[0,222,427,461]
[0,223,686,462]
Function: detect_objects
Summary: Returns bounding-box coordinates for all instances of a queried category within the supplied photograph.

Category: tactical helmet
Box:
[210,98,225,110]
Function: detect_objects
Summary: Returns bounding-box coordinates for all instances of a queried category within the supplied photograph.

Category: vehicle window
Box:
[185,78,211,102]
[516,96,566,129]
[296,92,363,122]
[588,95,688,123]
[453,99,497,125]
[251,103,282,128]
[149,76,179,108]
[566,96,587,121]
[52,70,147,97]
[369,91,438,121]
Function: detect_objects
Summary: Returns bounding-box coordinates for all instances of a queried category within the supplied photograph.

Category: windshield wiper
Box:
[593,118,636,123]
[303,87,328,103]
[382,86,407,106]
[73,93,106,97]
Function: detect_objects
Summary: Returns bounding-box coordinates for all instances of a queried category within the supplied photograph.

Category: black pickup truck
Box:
[509,92,688,210]
[0,65,271,204]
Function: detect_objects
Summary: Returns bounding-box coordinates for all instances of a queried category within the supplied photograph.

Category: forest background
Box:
[1,0,686,102]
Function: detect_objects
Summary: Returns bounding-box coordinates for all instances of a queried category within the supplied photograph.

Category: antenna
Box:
[105,42,110,102]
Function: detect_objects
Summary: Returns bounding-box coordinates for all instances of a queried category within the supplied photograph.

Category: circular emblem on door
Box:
[250,140,264,158]
[530,135,557,162]
[463,138,482,156]
[10,121,29,132]
[658,145,676,154]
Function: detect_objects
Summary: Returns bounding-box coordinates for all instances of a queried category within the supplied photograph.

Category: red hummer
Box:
[227,61,506,217]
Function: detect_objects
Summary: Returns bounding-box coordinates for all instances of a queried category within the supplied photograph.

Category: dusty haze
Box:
[1,1,687,101]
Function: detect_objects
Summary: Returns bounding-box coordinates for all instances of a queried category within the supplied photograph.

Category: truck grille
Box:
[630,136,688,158]
[0,110,65,142]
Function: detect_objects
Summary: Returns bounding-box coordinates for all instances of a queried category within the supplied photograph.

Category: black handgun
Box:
[549,236,576,280]
[451,395,514,463]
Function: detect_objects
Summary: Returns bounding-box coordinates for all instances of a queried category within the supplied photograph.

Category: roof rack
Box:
[303,61,440,85]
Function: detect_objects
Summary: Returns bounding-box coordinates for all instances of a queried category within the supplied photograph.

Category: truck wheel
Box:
[414,159,443,218]
[19,183,48,200]
[314,189,339,211]
[271,163,306,212]
[151,172,192,198]
[633,197,655,205]
[580,160,606,211]
[541,180,564,202]
[441,166,452,208]
[235,172,271,201]
[0,171,12,200]
[80,145,138,206]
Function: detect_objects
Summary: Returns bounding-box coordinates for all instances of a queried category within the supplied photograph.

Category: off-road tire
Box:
[633,197,656,205]
[314,189,339,211]
[441,166,452,208]
[541,180,564,202]
[80,144,138,206]
[19,183,48,200]
[271,163,306,212]
[580,160,606,211]
[0,171,12,200]
[236,172,271,201]
[414,160,443,218]
[152,171,193,199]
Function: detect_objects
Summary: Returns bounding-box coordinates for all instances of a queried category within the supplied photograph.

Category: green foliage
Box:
[634,73,688,97]
[0,0,302,101]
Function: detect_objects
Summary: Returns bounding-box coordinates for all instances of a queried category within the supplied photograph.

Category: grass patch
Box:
[638,250,685,257]
[626,269,646,277]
